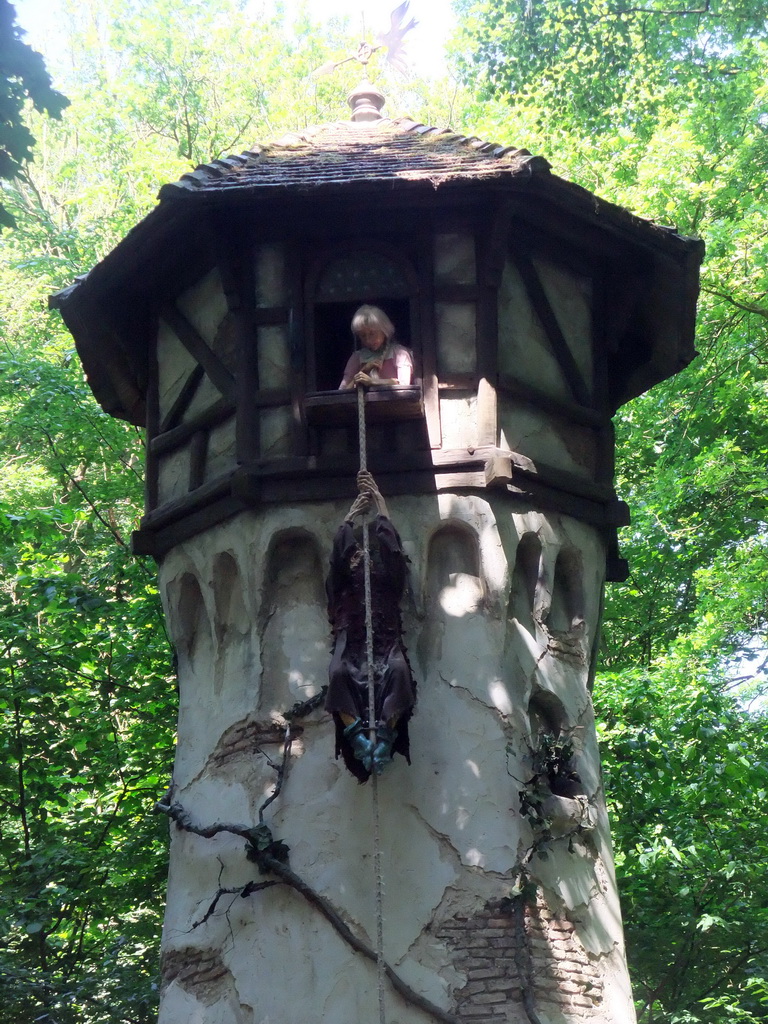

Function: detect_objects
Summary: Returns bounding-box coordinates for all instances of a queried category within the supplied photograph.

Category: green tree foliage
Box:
[0,186,175,1021]
[453,2,768,1021]
[599,667,768,1023]
[455,0,768,134]
[0,3,466,1020]
[0,0,68,226]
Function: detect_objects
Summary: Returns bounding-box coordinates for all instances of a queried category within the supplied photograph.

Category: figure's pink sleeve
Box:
[339,351,359,389]
[395,346,413,385]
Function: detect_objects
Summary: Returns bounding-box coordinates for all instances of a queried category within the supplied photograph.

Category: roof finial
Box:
[347,78,386,122]
[311,2,418,122]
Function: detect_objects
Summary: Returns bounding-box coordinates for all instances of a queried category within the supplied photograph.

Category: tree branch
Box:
[258,722,291,824]
[702,286,768,320]
[154,800,461,1024]
[192,880,281,929]
[39,429,126,547]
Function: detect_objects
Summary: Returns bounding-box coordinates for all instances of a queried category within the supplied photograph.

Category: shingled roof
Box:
[102,111,695,261]
[159,117,551,197]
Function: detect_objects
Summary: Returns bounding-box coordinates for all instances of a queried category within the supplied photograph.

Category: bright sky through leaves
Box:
[15,0,454,81]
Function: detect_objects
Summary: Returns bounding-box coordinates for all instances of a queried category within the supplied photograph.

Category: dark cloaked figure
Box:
[325,471,416,782]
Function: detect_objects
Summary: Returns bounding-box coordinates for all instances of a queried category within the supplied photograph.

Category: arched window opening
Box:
[309,248,415,393]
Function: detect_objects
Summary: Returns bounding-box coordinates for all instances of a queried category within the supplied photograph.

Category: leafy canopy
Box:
[0,0,68,226]
[451,1,768,1021]
[455,0,768,134]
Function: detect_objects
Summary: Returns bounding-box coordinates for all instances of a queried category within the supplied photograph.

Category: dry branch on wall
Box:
[192,879,281,929]
[154,798,460,1024]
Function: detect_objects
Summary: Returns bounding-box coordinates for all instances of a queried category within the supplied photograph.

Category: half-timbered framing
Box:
[51,118,703,565]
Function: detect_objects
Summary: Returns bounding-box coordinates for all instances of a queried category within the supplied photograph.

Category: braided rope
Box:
[357,384,387,1024]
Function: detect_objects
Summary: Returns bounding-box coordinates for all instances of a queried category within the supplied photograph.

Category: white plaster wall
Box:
[499,261,567,401]
[257,325,290,390]
[260,406,292,458]
[498,400,597,479]
[436,302,477,376]
[157,321,198,421]
[157,496,635,1024]
[256,245,287,307]
[434,234,476,285]
[534,259,593,393]
[177,268,229,346]
[440,394,477,450]
[205,420,236,482]
[498,260,595,407]
[157,447,190,505]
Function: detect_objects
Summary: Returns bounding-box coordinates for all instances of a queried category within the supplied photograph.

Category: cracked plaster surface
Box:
[499,403,596,479]
[158,495,635,1024]
[159,983,256,1024]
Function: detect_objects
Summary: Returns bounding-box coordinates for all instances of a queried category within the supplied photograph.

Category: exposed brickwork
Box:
[161,946,231,1004]
[545,627,586,665]
[206,717,301,770]
[436,895,603,1022]
[527,900,603,1014]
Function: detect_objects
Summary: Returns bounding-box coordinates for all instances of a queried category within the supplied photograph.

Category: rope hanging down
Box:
[357,384,387,1024]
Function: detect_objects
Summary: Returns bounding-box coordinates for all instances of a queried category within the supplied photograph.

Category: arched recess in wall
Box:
[547,547,585,634]
[426,522,484,616]
[526,688,590,804]
[258,529,327,714]
[524,690,589,821]
[209,551,252,698]
[167,570,213,670]
[212,551,250,646]
[419,522,488,693]
[508,532,543,635]
[528,689,568,740]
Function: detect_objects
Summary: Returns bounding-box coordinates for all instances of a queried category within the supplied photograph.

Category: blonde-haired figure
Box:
[339,304,414,389]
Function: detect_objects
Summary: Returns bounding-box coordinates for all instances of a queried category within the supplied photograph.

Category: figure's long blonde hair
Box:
[350,305,395,342]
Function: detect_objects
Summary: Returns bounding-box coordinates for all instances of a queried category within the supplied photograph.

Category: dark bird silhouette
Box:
[311,2,418,79]
[377,1,418,75]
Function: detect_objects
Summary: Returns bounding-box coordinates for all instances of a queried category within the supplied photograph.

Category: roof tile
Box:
[159,117,550,199]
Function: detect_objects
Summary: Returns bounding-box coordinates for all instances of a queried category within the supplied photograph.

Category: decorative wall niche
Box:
[509,532,544,635]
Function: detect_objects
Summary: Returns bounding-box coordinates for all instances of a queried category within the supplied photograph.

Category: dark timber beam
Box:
[160,303,236,400]
[151,398,235,455]
[418,236,442,449]
[188,430,209,491]
[513,254,592,408]
[159,364,205,433]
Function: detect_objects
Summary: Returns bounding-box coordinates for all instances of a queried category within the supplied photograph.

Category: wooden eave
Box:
[54,166,699,300]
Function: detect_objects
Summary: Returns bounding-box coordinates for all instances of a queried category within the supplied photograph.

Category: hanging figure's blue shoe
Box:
[372,724,398,775]
[344,718,374,766]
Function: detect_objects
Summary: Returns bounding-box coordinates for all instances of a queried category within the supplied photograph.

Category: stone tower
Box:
[52,101,703,1024]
